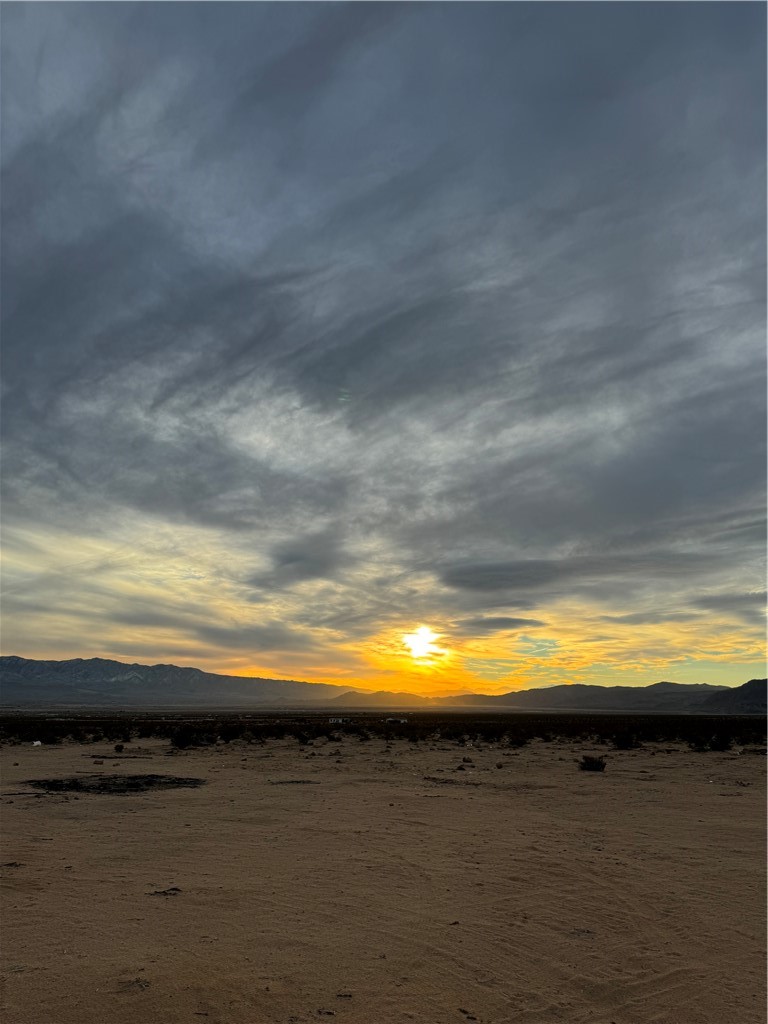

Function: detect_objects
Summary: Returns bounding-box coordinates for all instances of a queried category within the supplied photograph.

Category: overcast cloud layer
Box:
[1,3,765,692]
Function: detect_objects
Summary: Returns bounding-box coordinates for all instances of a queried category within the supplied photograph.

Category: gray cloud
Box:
[453,617,546,636]
[691,591,767,627]
[600,612,702,626]
[439,552,729,595]
[247,527,355,590]
[193,622,315,653]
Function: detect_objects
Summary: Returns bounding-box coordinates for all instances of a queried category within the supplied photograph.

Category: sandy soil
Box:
[1,736,765,1024]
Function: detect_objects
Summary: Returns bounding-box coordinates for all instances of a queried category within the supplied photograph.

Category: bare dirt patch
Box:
[3,736,765,1024]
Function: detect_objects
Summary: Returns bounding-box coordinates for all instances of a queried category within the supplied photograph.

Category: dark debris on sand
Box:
[25,774,206,795]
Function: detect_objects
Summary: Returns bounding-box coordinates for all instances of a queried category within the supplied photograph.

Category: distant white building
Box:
[329,717,349,724]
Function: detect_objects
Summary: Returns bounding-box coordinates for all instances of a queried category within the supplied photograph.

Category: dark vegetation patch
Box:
[25,774,206,795]
[578,755,607,772]
[611,731,642,750]
[268,779,320,785]
[1,711,764,751]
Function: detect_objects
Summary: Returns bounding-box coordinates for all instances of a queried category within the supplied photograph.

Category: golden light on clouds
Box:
[2,522,764,697]
[402,625,441,660]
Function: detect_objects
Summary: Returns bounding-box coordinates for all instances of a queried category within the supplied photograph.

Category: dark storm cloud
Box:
[1,2,764,664]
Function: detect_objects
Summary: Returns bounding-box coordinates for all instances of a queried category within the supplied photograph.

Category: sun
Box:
[403,625,441,660]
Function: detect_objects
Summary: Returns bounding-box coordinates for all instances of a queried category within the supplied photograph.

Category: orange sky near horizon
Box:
[1,525,764,695]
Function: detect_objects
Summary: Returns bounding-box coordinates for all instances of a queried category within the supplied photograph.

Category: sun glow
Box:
[403,625,441,660]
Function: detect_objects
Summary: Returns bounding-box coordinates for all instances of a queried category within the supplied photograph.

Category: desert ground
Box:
[1,734,765,1024]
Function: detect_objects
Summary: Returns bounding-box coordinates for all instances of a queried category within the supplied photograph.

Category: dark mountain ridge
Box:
[434,681,732,712]
[329,679,762,713]
[328,689,433,707]
[1,656,762,713]
[0,655,355,706]
[697,678,767,714]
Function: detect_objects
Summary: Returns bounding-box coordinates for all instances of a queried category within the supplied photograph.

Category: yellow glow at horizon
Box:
[403,625,441,660]
[2,522,763,695]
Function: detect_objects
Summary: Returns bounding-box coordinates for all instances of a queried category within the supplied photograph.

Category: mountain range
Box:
[0,656,353,706]
[0,656,764,713]
[328,680,766,713]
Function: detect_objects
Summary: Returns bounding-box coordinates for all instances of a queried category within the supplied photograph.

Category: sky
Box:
[1,2,765,695]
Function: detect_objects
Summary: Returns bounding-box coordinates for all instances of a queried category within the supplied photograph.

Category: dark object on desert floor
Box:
[578,755,607,772]
[25,774,206,795]
[268,778,320,785]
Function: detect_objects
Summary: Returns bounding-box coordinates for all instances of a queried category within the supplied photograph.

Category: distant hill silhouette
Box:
[434,681,730,712]
[697,678,767,714]
[0,656,355,706]
[0,655,759,713]
[328,689,432,707]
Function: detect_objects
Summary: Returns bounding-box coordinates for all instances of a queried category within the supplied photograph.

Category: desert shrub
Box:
[170,728,194,749]
[240,724,263,743]
[170,725,213,749]
[101,723,126,742]
[579,754,606,772]
[709,732,733,752]
[612,731,642,750]
[114,743,124,753]
[36,724,63,745]
[507,735,529,748]
[688,737,711,752]
[438,724,467,743]
[0,711,763,754]
[479,727,505,744]
[218,722,245,744]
